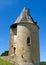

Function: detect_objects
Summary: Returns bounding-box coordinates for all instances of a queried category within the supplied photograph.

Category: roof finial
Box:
[24,0,31,10]
[24,0,26,7]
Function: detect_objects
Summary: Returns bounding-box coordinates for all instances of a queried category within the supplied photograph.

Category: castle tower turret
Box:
[9,7,40,65]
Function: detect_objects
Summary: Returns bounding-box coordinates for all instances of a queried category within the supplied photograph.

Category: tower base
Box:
[19,62,40,65]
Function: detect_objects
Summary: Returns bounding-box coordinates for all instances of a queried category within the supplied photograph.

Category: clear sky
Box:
[0,0,46,62]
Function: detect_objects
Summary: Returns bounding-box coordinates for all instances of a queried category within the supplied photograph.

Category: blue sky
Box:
[0,0,46,62]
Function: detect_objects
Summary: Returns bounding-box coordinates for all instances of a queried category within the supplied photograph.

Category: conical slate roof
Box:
[10,7,38,28]
[14,7,35,24]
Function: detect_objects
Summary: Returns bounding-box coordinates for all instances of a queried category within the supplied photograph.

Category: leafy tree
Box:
[40,62,46,65]
[1,51,9,56]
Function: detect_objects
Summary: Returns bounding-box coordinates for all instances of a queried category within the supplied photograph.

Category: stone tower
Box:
[9,8,40,65]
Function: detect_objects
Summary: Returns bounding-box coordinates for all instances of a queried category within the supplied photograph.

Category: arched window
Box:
[27,37,30,46]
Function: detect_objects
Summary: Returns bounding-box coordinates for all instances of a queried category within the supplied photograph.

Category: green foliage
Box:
[1,51,9,56]
[0,58,14,65]
[40,62,46,65]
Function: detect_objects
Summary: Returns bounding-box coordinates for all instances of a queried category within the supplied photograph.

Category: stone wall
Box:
[9,27,17,55]
[9,23,40,65]
[16,24,31,64]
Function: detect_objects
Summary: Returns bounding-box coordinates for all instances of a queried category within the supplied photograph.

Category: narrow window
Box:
[14,47,16,55]
[27,37,30,46]
[21,55,23,58]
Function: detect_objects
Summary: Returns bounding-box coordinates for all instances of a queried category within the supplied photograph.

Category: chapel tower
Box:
[9,7,40,65]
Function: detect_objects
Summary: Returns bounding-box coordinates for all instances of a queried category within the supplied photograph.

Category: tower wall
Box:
[31,24,40,65]
[9,23,40,65]
[16,23,32,64]
[9,27,17,56]
[15,23,40,65]
[9,29,14,55]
